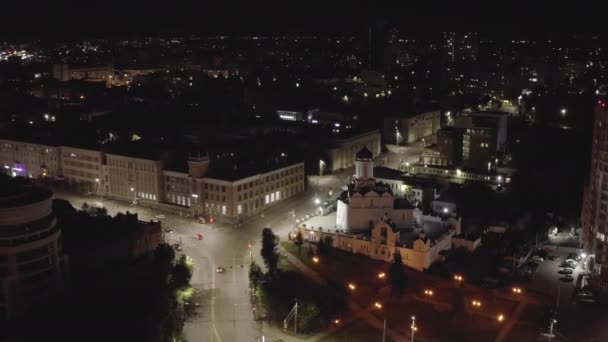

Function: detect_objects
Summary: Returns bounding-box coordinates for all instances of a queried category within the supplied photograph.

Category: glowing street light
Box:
[333,319,340,324]
[314,198,320,205]
[471,300,482,307]
[497,314,505,322]
[374,302,382,309]
[348,283,356,291]
[312,257,319,263]
[377,272,386,279]
[560,108,567,117]
[411,316,417,342]
[453,274,463,282]
[512,287,522,294]
[424,289,434,296]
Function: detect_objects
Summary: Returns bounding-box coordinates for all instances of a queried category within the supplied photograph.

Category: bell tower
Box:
[355,146,375,188]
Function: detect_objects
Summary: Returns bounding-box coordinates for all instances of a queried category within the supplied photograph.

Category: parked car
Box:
[560,274,574,281]
[531,256,544,263]
[560,261,576,268]
[579,296,596,303]
[578,291,594,298]
[216,266,225,273]
[559,268,574,274]
[155,214,166,219]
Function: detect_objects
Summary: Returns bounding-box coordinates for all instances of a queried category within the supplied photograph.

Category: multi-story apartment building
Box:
[0,182,70,320]
[383,111,441,146]
[104,153,164,204]
[60,146,104,193]
[581,99,608,281]
[0,140,61,179]
[326,130,381,172]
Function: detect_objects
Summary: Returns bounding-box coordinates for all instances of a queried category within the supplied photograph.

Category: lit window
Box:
[237,204,243,215]
[276,191,280,201]
[222,205,227,215]
[265,195,270,204]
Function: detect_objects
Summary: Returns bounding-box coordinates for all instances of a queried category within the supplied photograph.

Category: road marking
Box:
[210,262,223,342]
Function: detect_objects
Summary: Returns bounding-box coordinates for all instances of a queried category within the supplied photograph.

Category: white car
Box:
[155,214,166,220]
[531,256,544,262]
[216,266,225,273]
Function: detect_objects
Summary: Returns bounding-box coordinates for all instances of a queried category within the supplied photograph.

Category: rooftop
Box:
[0,175,53,208]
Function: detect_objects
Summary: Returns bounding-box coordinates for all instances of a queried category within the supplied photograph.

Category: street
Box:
[52,149,422,341]
[54,171,349,342]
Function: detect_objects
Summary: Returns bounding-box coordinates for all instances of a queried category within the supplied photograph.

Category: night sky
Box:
[1,1,606,40]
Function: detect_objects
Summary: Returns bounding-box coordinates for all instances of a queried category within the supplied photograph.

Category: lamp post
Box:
[411,316,417,342]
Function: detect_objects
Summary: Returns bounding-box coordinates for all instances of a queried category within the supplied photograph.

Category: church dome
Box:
[356,146,374,160]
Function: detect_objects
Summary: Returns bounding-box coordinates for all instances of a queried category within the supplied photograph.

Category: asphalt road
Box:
[54,170,349,342]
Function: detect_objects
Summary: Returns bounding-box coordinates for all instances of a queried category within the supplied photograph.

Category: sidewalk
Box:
[494,297,529,342]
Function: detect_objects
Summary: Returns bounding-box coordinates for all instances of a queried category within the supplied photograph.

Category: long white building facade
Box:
[0,139,306,224]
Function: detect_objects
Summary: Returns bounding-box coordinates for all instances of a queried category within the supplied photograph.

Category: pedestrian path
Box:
[494,297,528,342]
[280,246,408,342]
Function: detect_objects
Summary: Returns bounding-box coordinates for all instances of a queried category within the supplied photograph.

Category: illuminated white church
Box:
[336,146,416,231]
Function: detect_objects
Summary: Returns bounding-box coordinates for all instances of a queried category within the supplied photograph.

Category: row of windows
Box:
[137,192,157,201]
[168,194,191,207]
[64,153,99,162]
[64,168,98,179]
[63,160,100,170]
[108,159,157,172]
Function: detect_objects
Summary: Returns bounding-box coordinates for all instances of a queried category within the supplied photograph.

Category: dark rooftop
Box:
[0,175,53,208]
[374,166,404,181]
[356,146,374,160]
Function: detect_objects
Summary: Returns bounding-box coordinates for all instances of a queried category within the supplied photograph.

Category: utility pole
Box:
[548,319,556,341]
[382,319,386,342]
[294,299,298,335]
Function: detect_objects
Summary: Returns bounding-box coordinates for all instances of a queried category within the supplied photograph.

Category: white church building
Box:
[336,146,415,231]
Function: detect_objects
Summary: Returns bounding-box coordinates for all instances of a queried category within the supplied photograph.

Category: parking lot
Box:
[525,245,608,341]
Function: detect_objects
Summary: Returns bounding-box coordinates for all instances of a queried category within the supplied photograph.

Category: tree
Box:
[317,236,327,255]
[249,260,264,286]
[307,244,315,258]
[261,227,280,276]
[297,302,322,333]
[294,232,304,256]
[323,236,333,252]
[172,254,193,288]
[388,250,407,296]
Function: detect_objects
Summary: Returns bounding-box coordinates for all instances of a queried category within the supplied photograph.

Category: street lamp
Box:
[560,108,567,117]
[314,197,320,205]
[374,301,382,309]
[377,272,386,279]
[424,289,434,296]
[453,274,463,282]
[411,316,417,342]
[512,287,522,294]
[312,257,319,263]
[348,283,356,291]
[497,314,505,322]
